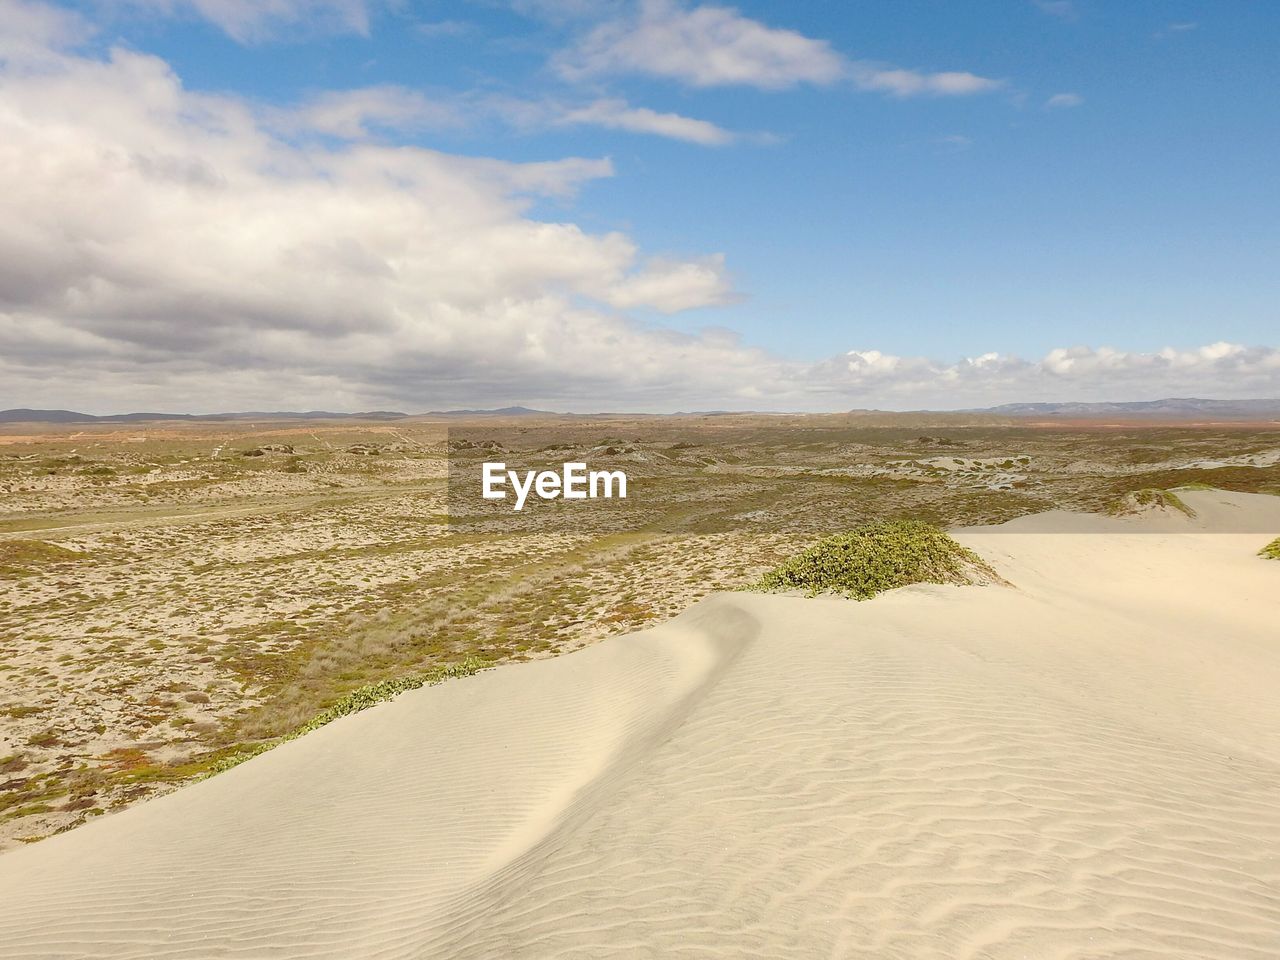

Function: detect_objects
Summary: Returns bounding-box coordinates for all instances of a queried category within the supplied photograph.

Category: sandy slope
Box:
[1,490,1278,959]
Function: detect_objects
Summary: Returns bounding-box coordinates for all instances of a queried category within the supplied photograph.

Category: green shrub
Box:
[753,519,993,600]
[1260,537,1280,561]
[1109,488,1195,518]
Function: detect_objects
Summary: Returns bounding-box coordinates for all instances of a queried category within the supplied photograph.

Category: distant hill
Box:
[0,409,94,423]
[0,409,408,424]
[421,406,555,417]
[972,398,1280,418]
[7,399,1279,424]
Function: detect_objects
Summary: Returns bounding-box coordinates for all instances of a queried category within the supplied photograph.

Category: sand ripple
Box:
[1,490,1278,959]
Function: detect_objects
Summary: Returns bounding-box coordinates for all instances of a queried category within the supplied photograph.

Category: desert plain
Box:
[0,411,1278,958]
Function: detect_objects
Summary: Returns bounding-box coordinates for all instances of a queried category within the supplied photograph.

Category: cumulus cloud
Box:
[1,0,92,58]
[1,3,1274,414]
[811,343,1280,410]
[553,0,846,89]
[551,1,1002,99]
[600,255,734,311]
[0,13,756,412]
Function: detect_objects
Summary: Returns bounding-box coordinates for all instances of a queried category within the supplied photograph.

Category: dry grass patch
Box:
[0,539,88,577]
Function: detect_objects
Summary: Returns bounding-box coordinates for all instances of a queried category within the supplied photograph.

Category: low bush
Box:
[753,519,993,600]
[1109,488,1195,517]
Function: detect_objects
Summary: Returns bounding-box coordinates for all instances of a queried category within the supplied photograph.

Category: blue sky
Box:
[2,1,1278,411]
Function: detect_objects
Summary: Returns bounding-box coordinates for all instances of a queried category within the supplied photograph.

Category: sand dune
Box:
[1,490,1278,959]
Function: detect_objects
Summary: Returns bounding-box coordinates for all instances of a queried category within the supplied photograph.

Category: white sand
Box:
[1,489,1278,959]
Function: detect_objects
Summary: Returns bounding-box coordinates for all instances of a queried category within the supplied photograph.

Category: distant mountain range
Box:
[0,409,410,424]
[4,399,1279,424]
[421,406,553,417]
[0,406,565,424]
[970,398,1280,418]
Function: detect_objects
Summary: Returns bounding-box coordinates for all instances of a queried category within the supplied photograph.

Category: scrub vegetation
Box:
[754,519,994,599]
[1,412,1277,847]
[206,655,489,776]
[1109,487,1196,518]
[1260,537,1280,561]
[0,539,87,577]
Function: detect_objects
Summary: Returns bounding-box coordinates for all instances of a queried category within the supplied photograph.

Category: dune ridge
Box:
[1,490,1278,958]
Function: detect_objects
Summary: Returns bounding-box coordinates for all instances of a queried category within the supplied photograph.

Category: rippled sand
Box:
[2,490,1278,959]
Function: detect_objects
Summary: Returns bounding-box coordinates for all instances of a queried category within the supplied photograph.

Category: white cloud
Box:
[555,98,736,145]
[109,0,377,43]
[1045,92,1083,109]
[554,0,846,89]
[844,349,906,376]
[1,4,1273,414]
[600,255,734,311]
[253,87,741,147]
[272,86,463,139]
[809,343,1280,409]
[1,0,93,58]
[261,88,739,147]
[551,1,1002,99]
[477,94,740,146]
[0,18,759,412]
[852,65,1004,98]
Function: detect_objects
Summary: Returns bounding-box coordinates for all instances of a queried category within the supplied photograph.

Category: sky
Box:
[1,0,1277,413]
